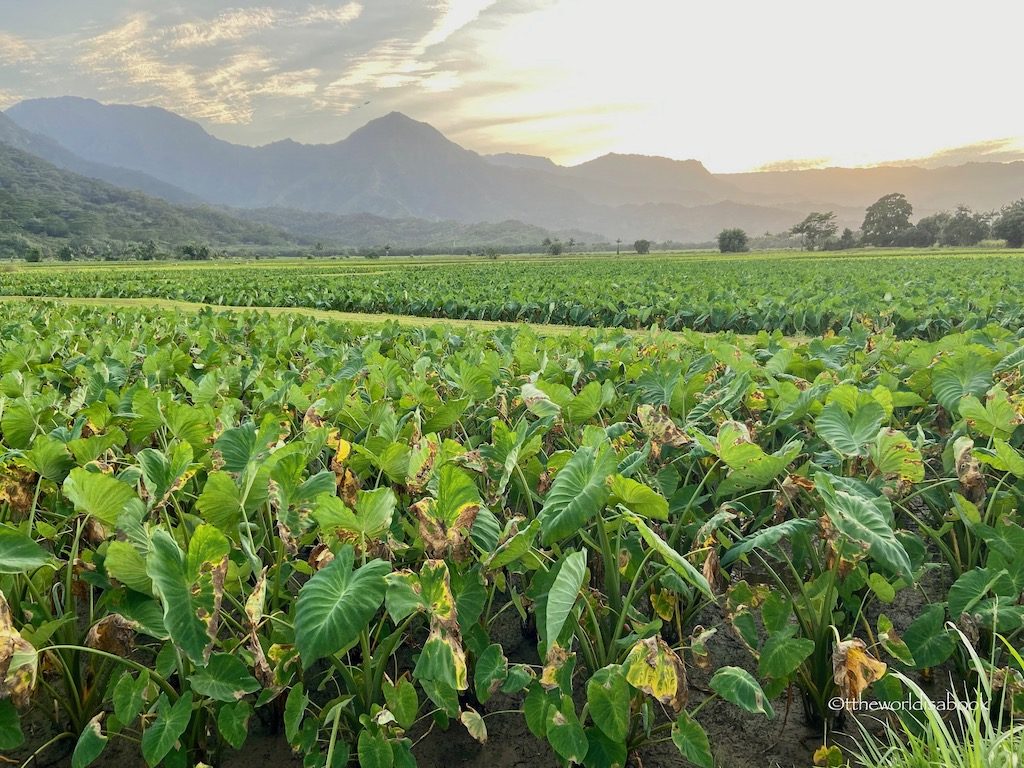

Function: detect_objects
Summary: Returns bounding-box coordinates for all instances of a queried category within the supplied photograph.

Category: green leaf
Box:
[583,727,627,768]
[546,695,588,764]
[217,700,251,750]
[721,518,817,567]
[565,381,604,424]
[544,550,587,653]
[284,684,307,743]
[586,665,630,743]
[625,514,714,600]
[71,715,108,768]
[0,525,51,574]
[195,472,243,535]
[0,700,24,750]
[474,644,508,704]
[932,354,993,414]
[709,666,774,718]
[187,653,260,703]
[715,421,802,495]
[357,729,394,768]
[958,388,1018,439]
[146,529,221,667]
[538,445,617,545]
[141,692,193,768]
[383,677,419,730]
[24,435,73,483]
[671,712,713,768]
[758,630,815,679]
[948,568,1004,618]
[113,669,149,725]
[294,545,390,667]
[869,429,925,483]
[607,474,668,520]
[104,540,152,593]
[815,401,885,457]
[816,474,912,579]
[62,467,138,527]
[903,604,954,669]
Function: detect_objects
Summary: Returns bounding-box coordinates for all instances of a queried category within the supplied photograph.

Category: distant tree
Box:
[542,237,564,256]
[180,243,211,260]
[894,225,936,248]
[634,239,652,254]
[717,228,749,253]
[993,200,1024,248]
[567,237,576,252]
[861,193,913,246]
[23,248,42,263]
[790,212,838,251]
[314,241,325,257]
[139,239,158,261]
[914,212,950,246]
[940,205,989,246]
[56,243,74,261]
[615,238,622,255]
[838,227,857,249]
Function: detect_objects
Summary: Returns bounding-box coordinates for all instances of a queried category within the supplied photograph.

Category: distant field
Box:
[2,248,1022,337]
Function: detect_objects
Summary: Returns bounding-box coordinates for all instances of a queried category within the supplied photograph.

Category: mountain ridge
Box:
[6,96,1024,240]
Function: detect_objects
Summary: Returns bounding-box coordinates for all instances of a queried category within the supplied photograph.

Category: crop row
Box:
[1,302,1023,767]
[3,250,1024,337]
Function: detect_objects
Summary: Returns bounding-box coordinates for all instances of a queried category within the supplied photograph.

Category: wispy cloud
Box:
[167,4,361,50]
[0,31,37,65]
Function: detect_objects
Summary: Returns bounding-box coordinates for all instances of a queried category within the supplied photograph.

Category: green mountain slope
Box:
[0,141,297,257]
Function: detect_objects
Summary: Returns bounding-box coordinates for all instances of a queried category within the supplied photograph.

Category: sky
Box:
[1,0,1023,172]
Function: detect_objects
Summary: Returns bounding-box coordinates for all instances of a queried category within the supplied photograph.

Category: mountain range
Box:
[4,96,1024,244]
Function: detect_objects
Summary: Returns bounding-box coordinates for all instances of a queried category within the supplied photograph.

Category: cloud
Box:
[75,4,362,124]
[755,157,832,173]
[0,89,22,109]
[902,138,1024,168]
[0,31,37,65]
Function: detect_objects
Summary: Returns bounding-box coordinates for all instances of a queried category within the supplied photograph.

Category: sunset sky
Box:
[2,0,1023,172]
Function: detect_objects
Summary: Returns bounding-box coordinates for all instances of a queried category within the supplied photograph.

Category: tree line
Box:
[718,195,1024,252]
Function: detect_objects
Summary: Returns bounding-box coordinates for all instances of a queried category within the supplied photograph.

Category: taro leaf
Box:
[104,540,152,593]
[545,695,588,764]
[284,683,307,742]
[474,644,508,704]
[815,473,912,579]
[758,627,815,680]
[217,700,252,750]
[538,445,618,545]
[624,636,687,712]
[313,487,395,543]
[626,514,714,600]
[137,442,195,509]
[24,435,73,483]
[141,692,193,768]
[815,401,885,457]
[0,699,24,750]
[565,381,604,424]
[958,388,1019,439]
[709,666,774,717]
[584,726,627,768]
[146,526,228,667]
[484,519,541,570]
[187,653,260,702]
[195,471,244,535]
[715,421,802,495]
[586,665,630,743]
[932,354,993,414]
[0,525,51,574]
[869,429,925,482]
[460,708,487,743]
[543,550,587,654]
[671,712,714,768]
[294,545,390,668]
[62,467,138,527]
[71,714,108,768]
[947,567,1004,618]
[720,518,818,568]
[607,474,669,520]
[383,677,419,730]
[357,729,394,768]
[902,604,954,669]
[113,669,149,725]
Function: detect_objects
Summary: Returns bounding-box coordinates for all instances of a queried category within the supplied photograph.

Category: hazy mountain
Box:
[0,112,198,204]
[0,141,296,252]
[235,208,603,249]
[7,96,1024,242]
